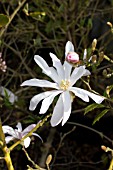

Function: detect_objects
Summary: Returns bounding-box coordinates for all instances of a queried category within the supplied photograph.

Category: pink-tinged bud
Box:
[66,52,79,64]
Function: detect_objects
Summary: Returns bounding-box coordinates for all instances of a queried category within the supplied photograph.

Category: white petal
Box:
[70,66,86,86]
[29,90,58,110]
[70,87,89,102]
[2,126,18,138]
[65,41,74,56]
[24,137,31,148]
[21,79,59,89]
[34,55,59,83]
[5,136,15,144]
[49,53,64,80]
[83,69,91,76]
[62,91,72,126]
[32,133,43,142]
[22,124,36,135]
[70,87,104,104]
[34,55,49,69]
[83,49,87,60]
[50,94,64,127]
[82,89,105,104]
[40,90,62,114]
[63,61,72,80]
[16,122,22,132]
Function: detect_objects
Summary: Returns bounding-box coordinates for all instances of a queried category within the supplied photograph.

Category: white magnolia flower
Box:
[2,122,42,148]
[65,41,79,64]
[0,86,18,104]
[21,46,104,127]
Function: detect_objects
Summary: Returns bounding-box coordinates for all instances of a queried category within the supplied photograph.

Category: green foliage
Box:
[84,103,105,115]
[93,109,109,125]
[0,14,9,27]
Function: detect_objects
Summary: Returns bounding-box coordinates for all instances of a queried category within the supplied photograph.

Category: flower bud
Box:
[107,22,112,28]
[0,53,7,72]
[91,55,97,63]
[46,154,52,165]
[101,145,107,152]
[66,52,79,64]
[92,39,97,52]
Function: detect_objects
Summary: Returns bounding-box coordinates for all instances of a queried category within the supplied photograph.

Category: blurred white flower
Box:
[0,86,18,104]
[21,50,104,127]
[2,122,42,148]
[65,41,79,64]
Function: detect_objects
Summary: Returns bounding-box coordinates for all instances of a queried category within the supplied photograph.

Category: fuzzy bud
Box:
[92,39,97,52]
[66,52,79,64]
[107,22,112,28]
[101,145,107,152]
[91,55,97,63]
[0,53,7,72]
[99,51,104,62]
[46,154,52,165]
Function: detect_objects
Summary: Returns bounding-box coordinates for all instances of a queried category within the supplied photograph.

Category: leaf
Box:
[93,109,109,125]
[84,103,105,115]
[0,14,9,27]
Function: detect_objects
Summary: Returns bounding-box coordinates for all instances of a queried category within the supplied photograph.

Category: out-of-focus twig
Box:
[0,0,27,38]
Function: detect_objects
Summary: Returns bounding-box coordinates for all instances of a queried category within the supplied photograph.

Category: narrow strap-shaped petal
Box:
[49,53,65,80]
[5,136,15,144]
[32,133,43,142]
[69,87,89,102]
[50,94,64,127]
[83,49,87,60]
[65,41,74,56]
[29,90,59,110]
[70,87,104,104]
[83,69,91,76]
[62,91,72,126]
[2,126,18,138]
[80,88,105,104]
[70,66,86,86]
[21,78,59,89]
[39,90,62,114]
[34,55,49,69]
[63,61,72,80]
[34,55,59,83]
[23,137,31,148]
[16,122,22,132]
[22,124,36,135]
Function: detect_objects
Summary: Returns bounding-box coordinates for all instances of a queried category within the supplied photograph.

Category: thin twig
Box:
[68,122,113,144]
[23,148,46,170]
[0,0,27,38]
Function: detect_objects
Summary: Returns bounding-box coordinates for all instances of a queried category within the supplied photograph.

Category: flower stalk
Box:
[0,118,14,170]
[2,146,14,170]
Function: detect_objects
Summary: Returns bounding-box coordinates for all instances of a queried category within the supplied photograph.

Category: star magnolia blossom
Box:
[21,46,104,127]
[65,41,79,64]
[2,122,42,148]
